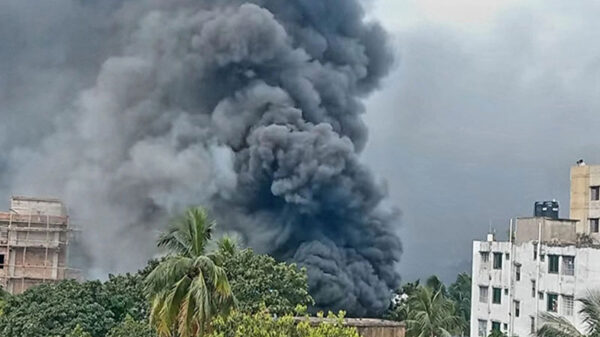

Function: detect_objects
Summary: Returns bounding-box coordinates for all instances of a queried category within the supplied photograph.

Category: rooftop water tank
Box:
[534,200,559,219]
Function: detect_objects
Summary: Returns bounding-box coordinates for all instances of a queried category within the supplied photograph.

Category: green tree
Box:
[537,291,600,337]
[0,280,116,337]
[400,280,422,297]
[386,280,421,322]
[449,273,471,336]
[425,276,447,295]
[217,237,314,315]
[103,272,150,322]
[67,324,92,337]
[405,286,464,337]
[0,287,10,316]
[0,261,153,336]
[107,315,156,337]
[145,207,235,337]
[209,309,359,337]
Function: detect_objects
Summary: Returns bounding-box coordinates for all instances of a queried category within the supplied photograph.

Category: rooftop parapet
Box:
[515,216,578,244]
[10,196,66,217]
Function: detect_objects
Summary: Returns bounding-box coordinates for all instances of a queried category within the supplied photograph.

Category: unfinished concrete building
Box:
[0,196,78,294]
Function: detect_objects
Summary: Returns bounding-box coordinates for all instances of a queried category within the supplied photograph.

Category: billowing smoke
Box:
[0,0,401,315]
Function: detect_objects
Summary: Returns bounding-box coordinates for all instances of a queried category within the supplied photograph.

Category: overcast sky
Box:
[365,0,600,283]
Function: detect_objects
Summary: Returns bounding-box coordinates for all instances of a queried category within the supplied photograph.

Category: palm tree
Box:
[405,286,464,337]
[537,291,600,337]
[448,273,471,336]
[216,236,238,257]
[145,207,235,337]
[425,275,447,295]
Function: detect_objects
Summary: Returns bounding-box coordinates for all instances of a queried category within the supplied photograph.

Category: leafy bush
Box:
[107,315,155,337]
[67,324,92,337]
[0,268,151,337]
[209,310,359,337]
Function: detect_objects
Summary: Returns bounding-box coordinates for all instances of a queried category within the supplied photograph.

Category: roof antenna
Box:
[487,220,495,242]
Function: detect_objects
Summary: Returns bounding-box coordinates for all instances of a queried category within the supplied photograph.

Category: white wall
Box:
[471,240,600,337]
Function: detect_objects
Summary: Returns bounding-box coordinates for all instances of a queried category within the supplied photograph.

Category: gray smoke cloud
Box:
[0,0,400,315]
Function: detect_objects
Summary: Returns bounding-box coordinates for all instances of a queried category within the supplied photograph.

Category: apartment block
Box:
[0,196,78,294]
[470,162,600,337]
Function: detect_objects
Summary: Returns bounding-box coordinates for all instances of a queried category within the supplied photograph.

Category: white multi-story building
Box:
[471,162,600,337]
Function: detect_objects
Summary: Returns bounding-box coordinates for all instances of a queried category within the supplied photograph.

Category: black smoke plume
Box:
[0,0,401,316]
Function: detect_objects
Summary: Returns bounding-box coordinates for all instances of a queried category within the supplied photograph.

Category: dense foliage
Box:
[387,274,471,337]
[145,207,235,337]
[68,324,92,337]
[405,286,464,337]
[107,315,156,337]
[209,309,359,337]
[218,238,314,315]
[0,272,148,337]
[385,280,420,322]
[425,276,446,294]
[448,273,471,334]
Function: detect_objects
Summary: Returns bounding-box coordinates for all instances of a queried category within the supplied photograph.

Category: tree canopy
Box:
[387,274,469,337]
[209,309,359,337]
[405,286,464,337]
[107,315,156,337]
[218,237,314,315]
[0,272,148,337]
[448,273,471,335]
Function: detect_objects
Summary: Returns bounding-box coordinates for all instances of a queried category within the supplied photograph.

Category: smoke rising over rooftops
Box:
[0,0,401,315]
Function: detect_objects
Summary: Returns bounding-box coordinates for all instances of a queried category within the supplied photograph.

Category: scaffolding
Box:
[0,197,80,294]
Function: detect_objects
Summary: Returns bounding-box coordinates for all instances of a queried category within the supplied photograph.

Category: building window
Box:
[534,244,538,260]
[539,291,544,300]
[505,253,510,260]
[548,255,559,274]
[479,286,489,303]
[491,321,501,331]
[516,265,521,281]
[493,253,503,270]
[562,256,575,276]
[547,293,558,312]
[563,295,574,316]
[514,300,520,317]
[532,280,536,298]
[0,254,4,269]
[481,251,490,264]
[492,287,502,304]
[541,254,546,262]
[591,218,599,233]
[478,320,487,337]
[531,317,536,334]
[591,186,600,201]
[503,323,508,331]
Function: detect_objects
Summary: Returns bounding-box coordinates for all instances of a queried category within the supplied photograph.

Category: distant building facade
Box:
[0,196,78,294]
[470,163,600,337]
